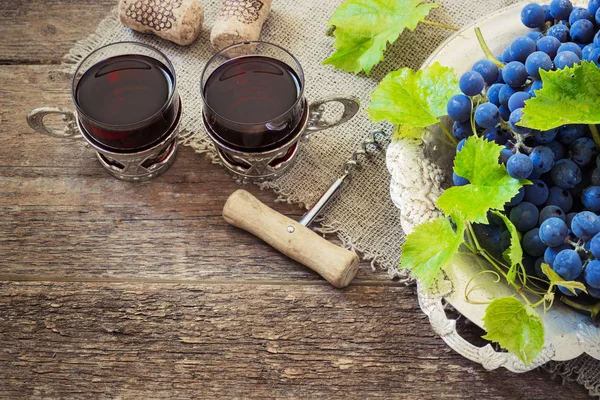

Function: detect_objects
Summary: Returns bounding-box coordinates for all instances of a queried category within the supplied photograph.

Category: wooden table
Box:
[0,1,593,398]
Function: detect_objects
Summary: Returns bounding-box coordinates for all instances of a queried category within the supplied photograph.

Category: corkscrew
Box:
[222,129,386,288]
[298,129,386,226]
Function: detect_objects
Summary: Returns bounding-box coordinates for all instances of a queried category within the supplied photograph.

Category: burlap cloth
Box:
[62,0,600,396]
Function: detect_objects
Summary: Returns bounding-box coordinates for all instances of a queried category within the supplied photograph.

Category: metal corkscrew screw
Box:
[298,129,386,226]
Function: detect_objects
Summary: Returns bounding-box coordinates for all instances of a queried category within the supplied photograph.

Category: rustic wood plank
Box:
[0,281,591,399]
[0,0,115,64]
[0,157,385,282]
[0,63,384,281]
[0,64,207,169]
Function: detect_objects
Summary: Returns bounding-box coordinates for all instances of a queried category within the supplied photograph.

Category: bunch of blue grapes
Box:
[448,0,600,299]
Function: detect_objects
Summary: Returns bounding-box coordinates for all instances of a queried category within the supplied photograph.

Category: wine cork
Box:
[210,0,272,56]
[119,0,204,46]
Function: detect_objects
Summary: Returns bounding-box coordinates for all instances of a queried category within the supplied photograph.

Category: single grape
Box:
[457,138,467,152]
[550,0,574,20]
[484,127,508,145]
[590,0,600,16]
[499,105,511,121]
[527,82,541,97]
[500,148,514,164]
[500,229,512,251]
[586,48,600,67]
[553,249,583,280]
[475,103,500,129]
[569,137,598,167]
[539,205,567,224]
[587,285,600,299]
[509,108,531,135]
[537,35,562,58]
[590,232,600,258]
[507,153,533,179]
[534,128,557,144]
[594,30,600,48]
[546,141,566,161]
[507,187,526,207]
[502,47,516,63]
[539,217,569,246]
[486,83,504,106]
[571,211,600,239]
[557,124,587,145]
[582,43,595,61]
[459,71,485,96]
[498,85,517,106]
[527,31,544,42]
[543,4,554,21]
[447,94,472,122]
[525,51,553,80]
[453,120,473,140]
[591,168,600,186]
[523,228,548,257]
[472,223,504,258]
[557,42,583,58]
[551,159,582,189]
[472,60,499,86]
[571,19,595,43]
[453,171,469,186]
[502,61,529,87]
[546,23,571,42]
[525,179,549,205]
[521,3,546,28]
[566,212,577,228]
[554,50,580,69]
[569,6,594,23]
[544,243,571,267]
[585,260,600,289]
[510,202,540,232]
[530,146,555,174]
[508,91,532,112]
[510,36,537,62]
[546,186,573,212]
[583,186,600,212]
[557,283,583,296]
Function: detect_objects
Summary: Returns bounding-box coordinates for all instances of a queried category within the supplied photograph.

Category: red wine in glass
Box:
[75,54,179,152]
[202,55,304,152]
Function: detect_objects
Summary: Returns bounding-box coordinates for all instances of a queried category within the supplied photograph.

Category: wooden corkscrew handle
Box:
[223,190,360,288]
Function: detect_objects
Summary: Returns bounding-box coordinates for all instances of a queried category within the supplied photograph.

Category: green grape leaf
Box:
[520,62,600,130]
[368,63,460,127]
[482,297,545,365]
[393,124,426,140]
[401,215,465,290]
[437,136,527,224]
[541,263,588,295]
[491,211,523,285]
[323,0,439,74]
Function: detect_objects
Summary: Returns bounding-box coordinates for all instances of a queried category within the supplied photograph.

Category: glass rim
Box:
[71,41,178,130]
[199,41,305,126]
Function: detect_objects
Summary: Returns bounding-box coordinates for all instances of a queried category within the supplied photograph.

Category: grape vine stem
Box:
[589,124,600,150]
[437,120,458,146]
[474,27,505,69]
[421,20,459,31]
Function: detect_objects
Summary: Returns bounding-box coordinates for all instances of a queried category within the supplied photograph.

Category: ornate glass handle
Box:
[26,107,80,139]
[305,95,360,134]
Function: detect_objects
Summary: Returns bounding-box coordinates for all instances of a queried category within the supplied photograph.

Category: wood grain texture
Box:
[0,0,595,398]
[0,0,115,64]
[0,281,591,400]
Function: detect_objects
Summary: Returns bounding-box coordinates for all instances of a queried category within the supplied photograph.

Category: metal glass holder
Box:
[204,95,360,182]
[26,105,181,182]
